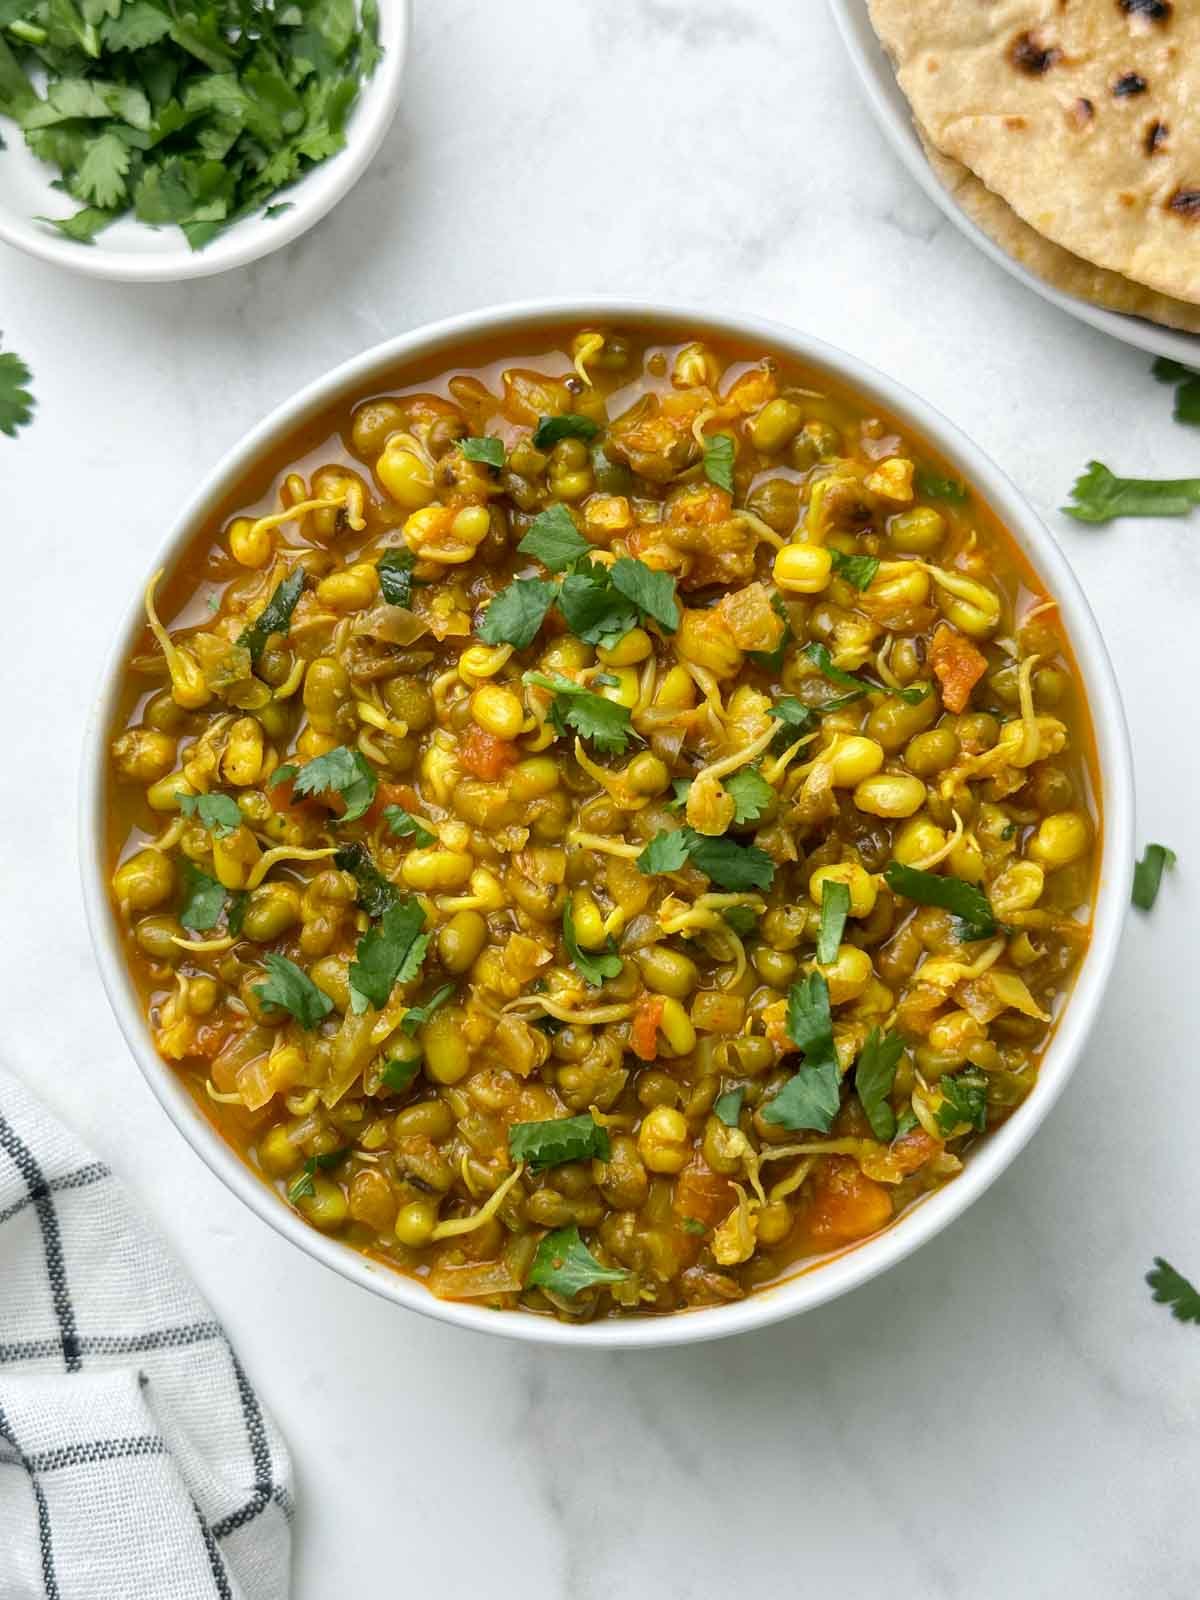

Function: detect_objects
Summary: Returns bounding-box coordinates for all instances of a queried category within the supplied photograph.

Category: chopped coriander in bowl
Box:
[0,0,408,280]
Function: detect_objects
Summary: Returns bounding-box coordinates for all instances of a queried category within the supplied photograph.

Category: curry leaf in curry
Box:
[884,861,996,941]
[523,671,635,754]
[526,1225,628,1299]
[531,413,599,450]
[517,504,590,571]
[1132,842,1176,911]
[178,863,229,933]
[0,341,35,438]
[349,899,430,1013]
[377,548,416,607]
[334,842,399,918]
[461,435,505,470]
[290,746,377,822]
[816,878,850,966]
[508,1113,611,1172]
[854,1027,904,1142]
[178,792,241,839]
[382,807,435,848]
[703,431,736,493]
[1146,1257,1200,1325]
[399,983,455,1036]
[237,568,305,663]
[713,1088,744,1127]
[254,953,334,1031]
[937,1068,989,1135]
[828,550,880,591]
[563,895,622,987]
[1062,460,1200,524]
[477,577,556,648]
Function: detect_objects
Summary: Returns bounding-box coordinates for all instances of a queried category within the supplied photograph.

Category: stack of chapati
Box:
[867,0,1200,332]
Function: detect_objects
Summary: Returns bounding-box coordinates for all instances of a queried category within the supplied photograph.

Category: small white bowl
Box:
[0,0,408,283]
[80,299,1136,1348]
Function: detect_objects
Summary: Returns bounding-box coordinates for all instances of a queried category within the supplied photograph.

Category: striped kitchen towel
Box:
[0,1066,292,1599]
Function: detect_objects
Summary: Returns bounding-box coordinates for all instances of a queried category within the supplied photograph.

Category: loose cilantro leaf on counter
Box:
[829,549,880,590]
[478,577,556,648]
[563,895,622,987]
[179,792,241,839]
[1062,461,1200,524]
[855,1027,904,1142]
[178,863,230,933]
[377,548,416,607]
[884,860,996,942]
[383,807,435,848]
[915,469,967,502]
[290,746,377,822]
[523,672,635,754]
[349,899,429,1012]
[609,557,680,633]
[816,878,850,966]
[526,1225,628,1299]
[763,973,841,1134]
[461,435,505,469]
[287,1148,349,1203]
[0,342,35,438]
[713,1088,744,1127]
[1132,842,1177,911]
[532,413,599,450]
[723,766,773,825]
[937,1068,989,1135]
[1146,1257,1200,1325]
[509,1113,611,1172]
[334,842,399,918]
[1152,357,1200,427]
[380,1056,420,1094]
[254,954,334,1031]
[703,431,736,492]
[517,504,590,571]
[237,568,305,663]
[399,983,455,1036]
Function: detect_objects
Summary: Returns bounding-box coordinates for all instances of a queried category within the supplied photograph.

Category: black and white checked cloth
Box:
[0,1067,292,1599]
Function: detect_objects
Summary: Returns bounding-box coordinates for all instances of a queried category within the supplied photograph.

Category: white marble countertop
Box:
[3,2,1198,1594]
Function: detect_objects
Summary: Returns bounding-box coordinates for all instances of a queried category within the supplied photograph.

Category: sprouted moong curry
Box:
[106,323,1098,1319]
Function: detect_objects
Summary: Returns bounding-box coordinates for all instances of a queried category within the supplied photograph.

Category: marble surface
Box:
[2,2,1198,1594]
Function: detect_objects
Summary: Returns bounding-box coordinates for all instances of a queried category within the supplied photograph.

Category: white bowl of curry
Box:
[80,301,1135,1346]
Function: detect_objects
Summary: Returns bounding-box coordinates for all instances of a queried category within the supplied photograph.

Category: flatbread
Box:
[917,128,1200,334]
[868,0,1200,305]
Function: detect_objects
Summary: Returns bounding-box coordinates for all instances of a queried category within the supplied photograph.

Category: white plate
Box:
[828,0,1200,363]
[0,0,408,283]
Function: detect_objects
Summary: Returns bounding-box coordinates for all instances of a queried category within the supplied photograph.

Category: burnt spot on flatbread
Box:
[1119,0,1172,21]
[1113,72,1148,95]
[1145,119,1169,154]
[1070,97,1095,127]
[1004,116,1028,131]
[1010,31,1062,74]
[1167,187,1200,218]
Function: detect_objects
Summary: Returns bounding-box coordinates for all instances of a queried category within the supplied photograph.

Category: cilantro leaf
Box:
[609,557,680,633]
[517,503,590,571]
[884,861,996,941]
[713,1088,744,1127]
[179,792,241,838]
[508,1113,611,1172]
[681,1217,707,1235]
[532,414,599,449]
[74,129,131,208]
[237,568,305,663]
[854,1026,904,1141]
[762,972,841,1133]
[287,1148,348,1203]
[526,1224,628,1299]
[722,905,758,936]
[1146,1257,1200,1325]
[747,592,793,673]
[636,828,691,876]
[523,671,635,754]
[178,862,229,933]
[768,696,818,736]
[816,878,850,965]
[254,953,334,1030]
[461,435,505,470]
[0,343,35,438]
[1062,461,1200,524]
[1132,842,1176,911]
[37,207,117,244]
[723,766,773,825]
[290,746,377,822]
[382,806,435,848]
[678,829,774,892]
[1152,357,1200,427]
[380,1056,420,1094]
[557,561,639,647]
[783,971,837,1071]
[914,469,967,502]
[399,983,455,1036]
[803,640,927,707]
[563,895,622,987]
[703,432,736,493]
[829,549,880,590]
[377,548,416,607]
[936,1068,988,1135]
[333,842,399,918]
[477,577,555,649]
[349,899,430,1013]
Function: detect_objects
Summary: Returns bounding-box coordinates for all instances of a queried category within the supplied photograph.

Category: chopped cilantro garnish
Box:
[829,549,880,590]
[636,828,691,876]
[557,560,639,646]
[713,1088,744,1127]
[723,766,773,824]
[803,641,928,707]
[377,548,416,607]
[1132,843,1176,911]
[508,1113,611,1172]
[349,899,429,1013]
[0,341,35,438]
[681,1217,708,1236]
[523,671,635,754]
[517,504,590,571]
[1062,461,1200,524]
[768,696,818,737]
[399,983,455,1036]
[461,435,505,469]
[178,862,230,933]
[382,806,435,848]
[289,746,377,822]
[915,469,967,502]
[287,1148,348,1203]
[254,953,333,1031]
[563,895,622,987]
[608,557,680,633]
[936,1068,989,1135]
[722,905,759,936]
[854,1027,904,1141]
[884,860,996,941]
[703,432,736,493]
[816,878,850,966]
[477,577,556,648]
[531,414,599,449]
[747,592,793,672]
[526,1224,628,1298]
[237,568,305,663]
[762,972,840,1133]
[1146,1257,1200,1325]
[178,792,241,839]
[333,842,399,918]
[380,1056,421,1094]
[636,826,774,891]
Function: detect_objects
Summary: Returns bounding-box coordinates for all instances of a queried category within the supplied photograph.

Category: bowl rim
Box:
[79,296,1136,1348]
[0,0,409,284]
